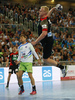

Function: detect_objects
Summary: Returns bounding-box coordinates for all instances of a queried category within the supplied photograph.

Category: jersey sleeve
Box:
[29,43,39,60]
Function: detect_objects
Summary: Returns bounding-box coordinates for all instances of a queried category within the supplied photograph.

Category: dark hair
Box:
[20,34,27,38]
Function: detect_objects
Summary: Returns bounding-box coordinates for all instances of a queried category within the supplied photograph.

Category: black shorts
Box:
[9,65,18,74]
[43,37,54,59]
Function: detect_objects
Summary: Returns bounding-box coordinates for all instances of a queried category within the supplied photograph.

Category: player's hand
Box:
[6,64,8,67]
[14,60,20,65]
[31,41,36,45]
[14,60,18,65]
[38,59,42,66]
[55,4,63,11]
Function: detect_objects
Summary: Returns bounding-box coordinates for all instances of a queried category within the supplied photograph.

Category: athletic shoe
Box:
[18,89,25,95]
[30,91,37,95]
[61,66,67,77]
[6,85,9,88]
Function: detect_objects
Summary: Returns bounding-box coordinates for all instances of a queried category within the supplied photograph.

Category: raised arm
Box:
[47,7,56,18]
[6,59,9,67]
[47,4,63,18]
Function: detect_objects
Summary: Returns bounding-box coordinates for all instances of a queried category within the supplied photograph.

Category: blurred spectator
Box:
[0,57,3,65]
[12,38,16,45]
[17,29,21,35]
[63,50,68,61]
[0,2,75,66]
[0,28,3,34]
[0,46,3,58]
[72,55,75,61]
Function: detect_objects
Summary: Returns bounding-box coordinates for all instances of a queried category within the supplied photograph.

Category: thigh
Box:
[25,63,32,73]
[43,40,54,59]
[28,72,33,78]
[18,70,23,77]
[19,62,26,72]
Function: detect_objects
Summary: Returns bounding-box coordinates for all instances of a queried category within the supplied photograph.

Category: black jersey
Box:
[38,16,54,59]
[38,16,53,46]
[7,52,18,66]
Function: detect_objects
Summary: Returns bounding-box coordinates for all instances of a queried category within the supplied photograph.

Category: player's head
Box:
[12,47,17,52]
[20,34,27,43]
[39,6,49,17]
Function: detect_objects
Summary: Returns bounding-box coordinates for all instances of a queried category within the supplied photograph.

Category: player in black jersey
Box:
[32,5,67,77]
[6,47,19,88]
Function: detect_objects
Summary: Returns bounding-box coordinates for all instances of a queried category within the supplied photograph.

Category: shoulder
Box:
[10,52,13,56]
[16,51,18,54]
[18,44,22,50]
[28,42,32,45]
[27,43,33,47]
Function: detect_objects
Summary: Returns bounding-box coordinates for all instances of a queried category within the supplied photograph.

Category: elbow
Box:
[44,33,47,37]
[43,31,47,37]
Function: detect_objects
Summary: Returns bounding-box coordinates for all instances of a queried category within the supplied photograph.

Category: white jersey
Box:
[17,42,39,62]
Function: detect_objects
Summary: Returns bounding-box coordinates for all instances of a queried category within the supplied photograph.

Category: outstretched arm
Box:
[47,4,63,18]
[32,31,47,45]
[47,7,56,18]
[6,59,9,67]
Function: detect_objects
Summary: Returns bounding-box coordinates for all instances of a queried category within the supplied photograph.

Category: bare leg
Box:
[16,72,19,86]
[28,72,35,85]
[18,71,24,94]
[43,57,64,70]
[44,57,57,66]
[18,70,23,85]
[6,73,11,87]
[28,72,36,93]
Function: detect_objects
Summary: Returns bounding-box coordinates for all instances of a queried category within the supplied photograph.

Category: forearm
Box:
[17,60,21,64]
[35,31,47,44]
[48,7,56,18]
[6,59,9,66]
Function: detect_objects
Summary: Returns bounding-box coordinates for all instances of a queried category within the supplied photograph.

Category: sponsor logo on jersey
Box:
[42,24,47,29]
[25,46,27,48]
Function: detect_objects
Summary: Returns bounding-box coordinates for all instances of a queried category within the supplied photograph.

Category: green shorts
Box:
[19,62,32,73]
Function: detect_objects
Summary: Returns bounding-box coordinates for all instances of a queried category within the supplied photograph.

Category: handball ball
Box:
[56,4,63,11]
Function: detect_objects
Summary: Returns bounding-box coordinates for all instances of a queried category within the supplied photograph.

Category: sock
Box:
[57,64,64,69]
[20,85,24,90]
[32,85,36,91]
[7,82,9,87]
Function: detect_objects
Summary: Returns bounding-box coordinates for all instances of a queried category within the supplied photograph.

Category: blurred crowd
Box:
[0,2,75,66]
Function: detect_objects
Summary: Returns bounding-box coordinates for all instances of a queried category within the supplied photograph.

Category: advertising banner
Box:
[61,65,75,80]
[0,68,4,83]
[0,66,60,84]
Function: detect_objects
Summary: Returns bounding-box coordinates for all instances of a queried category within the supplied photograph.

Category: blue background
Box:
[42,67,52,80]
[22,72,30,82]
[0,68,4,83]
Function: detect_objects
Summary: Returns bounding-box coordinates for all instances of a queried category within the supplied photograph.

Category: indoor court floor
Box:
[0,80,75,100]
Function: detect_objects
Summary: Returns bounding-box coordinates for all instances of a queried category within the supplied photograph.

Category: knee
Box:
[43,58,47,62]
[16,72,18,76]
[9,73,11,77]
[29,74,33,79]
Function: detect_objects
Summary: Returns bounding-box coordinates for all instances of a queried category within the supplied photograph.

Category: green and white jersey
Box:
[17,42,39,62]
